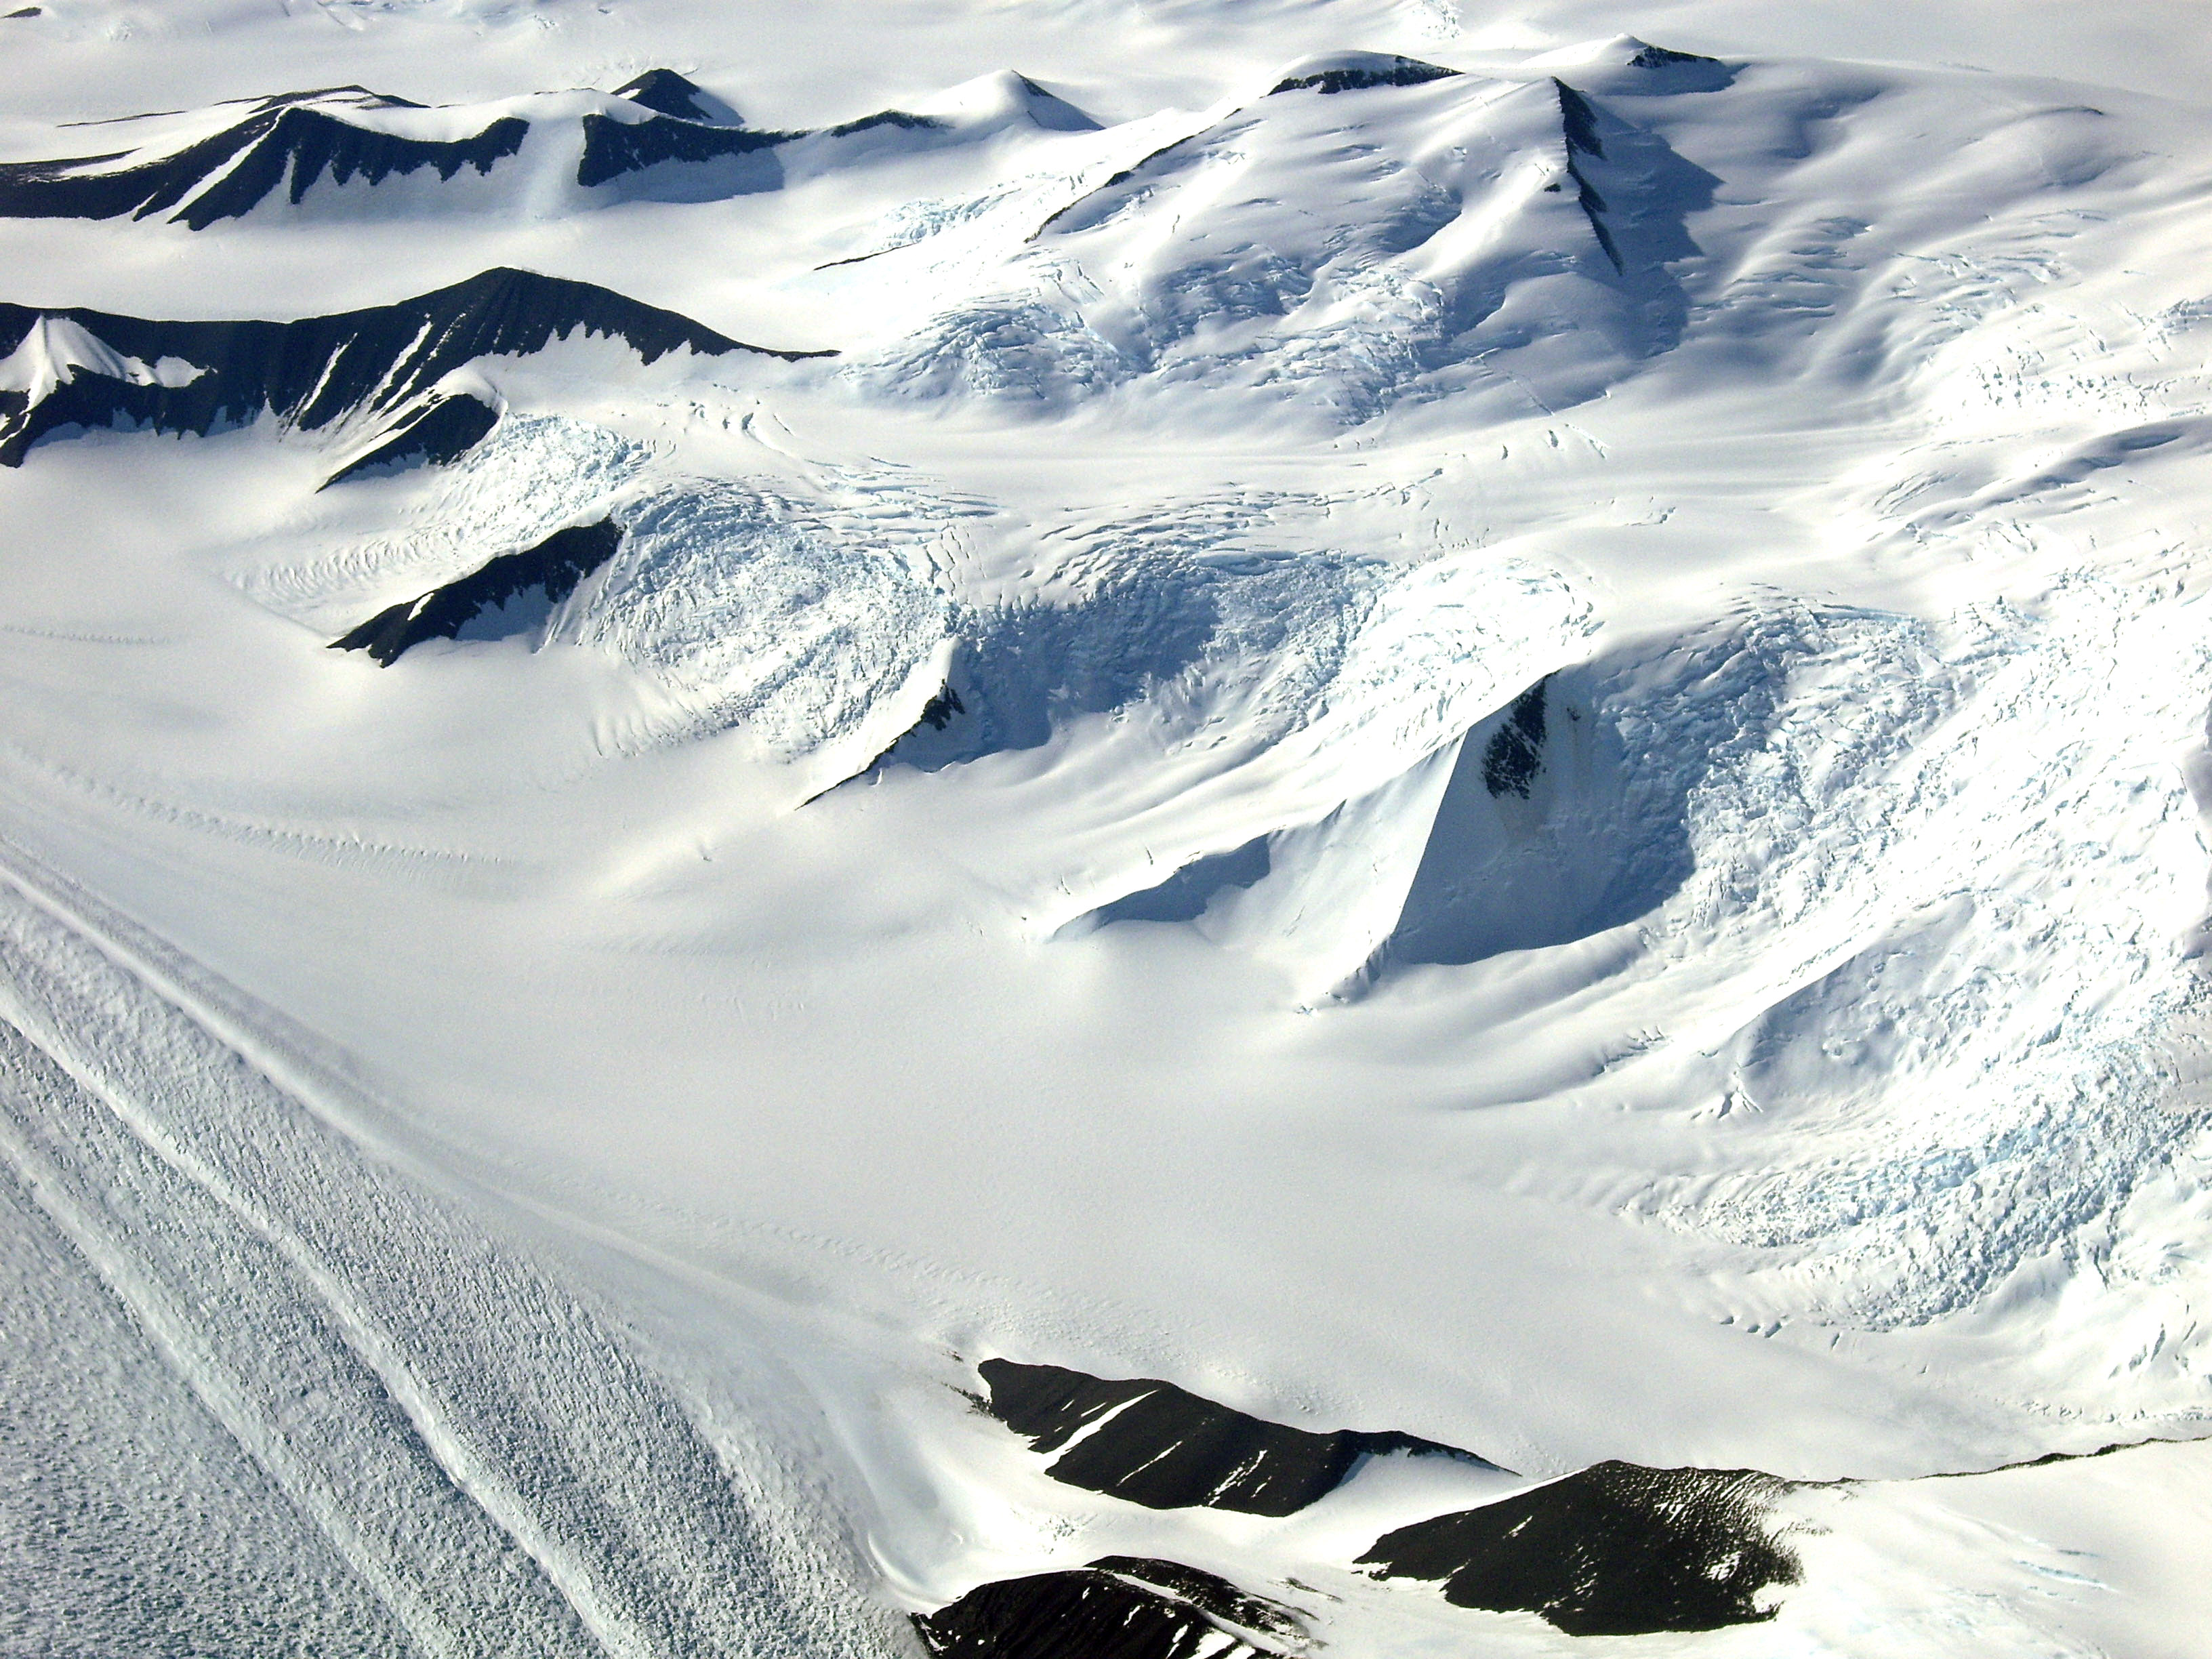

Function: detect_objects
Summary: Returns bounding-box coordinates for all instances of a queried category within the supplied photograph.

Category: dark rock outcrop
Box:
[0,266,824,467]
[1628,43,1720,73]
[0,94,526,228]
[1269,55,1459,96]
[1357,1460,1802,1635]
[914,1558,1301,1659]
[0,70,1048,220]
[1551,80,1624,270]
[1481,677,1549,798]
[978,1358,1501,1516]
[613,69,729,123]
[319,392,501,488]
[573,100,939,192]
[330,519,623,665]
[575,113,787,189]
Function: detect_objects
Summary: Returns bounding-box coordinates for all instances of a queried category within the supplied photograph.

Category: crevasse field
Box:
[4,1,2211,1654]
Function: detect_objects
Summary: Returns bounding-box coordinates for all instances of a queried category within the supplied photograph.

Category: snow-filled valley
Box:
[4,1,2212,1654]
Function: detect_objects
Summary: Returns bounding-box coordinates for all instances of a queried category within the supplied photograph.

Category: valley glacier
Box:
[4,1,2212,1654]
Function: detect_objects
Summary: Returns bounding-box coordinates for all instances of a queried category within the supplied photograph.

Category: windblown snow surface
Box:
[5,1,2212,1655]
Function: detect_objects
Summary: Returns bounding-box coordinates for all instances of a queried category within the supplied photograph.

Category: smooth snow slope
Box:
[3,1,2212,1654]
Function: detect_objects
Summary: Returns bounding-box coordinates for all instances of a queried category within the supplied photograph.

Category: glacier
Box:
[3,1,2212,1655]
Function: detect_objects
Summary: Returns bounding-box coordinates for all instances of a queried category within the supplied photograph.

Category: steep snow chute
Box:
[318,388,501,489]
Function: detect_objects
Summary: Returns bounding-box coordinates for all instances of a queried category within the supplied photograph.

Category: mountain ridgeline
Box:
[0,89,527,230]
[0,70,978,223]
[0,267,822,468]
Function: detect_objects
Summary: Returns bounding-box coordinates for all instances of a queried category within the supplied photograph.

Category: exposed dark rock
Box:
[1084,1559,1303,1642]
[1609,42,1736,93]
[0,266,825,467]
[330,519,623,665]
[1357,1460,1801,1636]
[825,109,947,139]
[913,1558,1301,1659]
[840,684,969,790]
[0,101,526,227]
[613,69,728,123]
[7,7,44,17]
[917,685,966,730]
[1552,81,1622,270]
[575,112,787,188]
[1,73,963,219]
[1481,677,1548,798]
[1030,129,1199,238]
[1629,43,1721,72]
[978,1358,1502,1516]
[1269,56,1459,96]
[575,98,955,190]
[319,392,500,488]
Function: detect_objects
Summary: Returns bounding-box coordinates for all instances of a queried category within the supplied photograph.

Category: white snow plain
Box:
[3,1,2212,1654]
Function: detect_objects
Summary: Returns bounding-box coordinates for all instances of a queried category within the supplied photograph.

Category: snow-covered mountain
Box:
[4,2,2211,1655]
[0,66,1099,225]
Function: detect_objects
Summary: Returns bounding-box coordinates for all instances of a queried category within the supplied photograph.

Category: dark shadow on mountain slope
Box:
[978,1357,1504,1516]
[874,571,1227,771]
[330,519,622,664]
[915,1559,1301,1659]
[0,267,825,467]
[1543,79,1719,334]
[1358,1461,1801,1635]
[1380,662,1697,970]
[1093,835,1271,924]
[1029,73,1717,375]
[319,391,500,488]
[1555,81,1622,270]
[0,100,526,228]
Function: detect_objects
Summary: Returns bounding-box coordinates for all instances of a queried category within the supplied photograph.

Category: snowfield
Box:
[4,1,2212,1654]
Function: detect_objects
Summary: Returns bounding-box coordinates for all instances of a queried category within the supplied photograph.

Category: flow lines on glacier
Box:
[0,843,890,1659]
